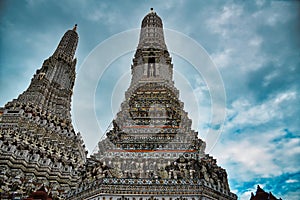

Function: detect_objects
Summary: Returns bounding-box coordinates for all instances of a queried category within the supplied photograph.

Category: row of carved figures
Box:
[4,102,73,131]
[79,155,229,191]
[0,166,69,199]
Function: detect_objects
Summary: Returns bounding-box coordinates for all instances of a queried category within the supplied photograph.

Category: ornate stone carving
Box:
[69,9,236,200]
[0,25,86,199]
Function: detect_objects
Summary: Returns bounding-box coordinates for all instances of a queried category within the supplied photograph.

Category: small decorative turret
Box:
[6,25,79,121]
[132,8,172,84]
[137,8,167,51]
[53,24,78,64]
[0,25,86,198]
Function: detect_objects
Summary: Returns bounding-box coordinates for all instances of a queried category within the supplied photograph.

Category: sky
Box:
[0,0,299,199]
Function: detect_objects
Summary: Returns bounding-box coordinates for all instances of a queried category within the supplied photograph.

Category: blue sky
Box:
[0,0,299,199]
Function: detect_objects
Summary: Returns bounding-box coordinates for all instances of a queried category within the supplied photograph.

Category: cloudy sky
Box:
[0,0,299,199]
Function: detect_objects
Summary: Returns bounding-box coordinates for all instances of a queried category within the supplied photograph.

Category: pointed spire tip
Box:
[73,24,77,31]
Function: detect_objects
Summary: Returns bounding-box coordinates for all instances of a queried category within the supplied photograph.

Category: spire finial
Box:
[73,24,77,31]
[150,8,154,13]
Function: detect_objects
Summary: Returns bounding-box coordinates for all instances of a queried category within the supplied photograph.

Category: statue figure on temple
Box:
[201,165,210,182]
[149,63,155,77]
[158,167,168,179]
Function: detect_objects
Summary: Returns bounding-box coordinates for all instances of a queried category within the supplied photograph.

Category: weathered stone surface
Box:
[0,10,237,200]
[68,9,237,200]
[0,25,86,199]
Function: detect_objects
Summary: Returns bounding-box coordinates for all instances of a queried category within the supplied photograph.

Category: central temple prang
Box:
[68,9,237,200]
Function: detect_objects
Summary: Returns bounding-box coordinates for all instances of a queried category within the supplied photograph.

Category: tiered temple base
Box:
[68,178,237,200]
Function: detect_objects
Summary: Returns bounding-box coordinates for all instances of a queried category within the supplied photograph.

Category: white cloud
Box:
[213,126,300,184]
[263,71,279,87]
[225,90,297,129]
[204,1,298,74]
[255,0,266,7]
[205,4,268,71]
[282,191,300,200]
[286,179,299,183]
[214,129,283,179]
[252,1,293,26]
[160,0,185,10]
[25,0,46,7]
[86,9,106,22]
[211,48,233,68]
[84,3,118,26]
[239,190,254,200]
[249,36,263,47]
[210,90,299,187]
[206,4,243,37]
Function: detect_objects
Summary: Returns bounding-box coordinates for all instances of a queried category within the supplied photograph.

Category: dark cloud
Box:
[246,58,300,102]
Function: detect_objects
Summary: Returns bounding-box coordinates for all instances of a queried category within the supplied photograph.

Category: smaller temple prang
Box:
[53,24,78,64]
[0,25,86,199]
[7,25,78,122]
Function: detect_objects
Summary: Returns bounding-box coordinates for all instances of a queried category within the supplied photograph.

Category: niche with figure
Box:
[147,57,156,77]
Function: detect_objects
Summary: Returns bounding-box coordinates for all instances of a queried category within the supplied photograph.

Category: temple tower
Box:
[0,25,86,199]
[12,25,78,122]
[69,9,237,200]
